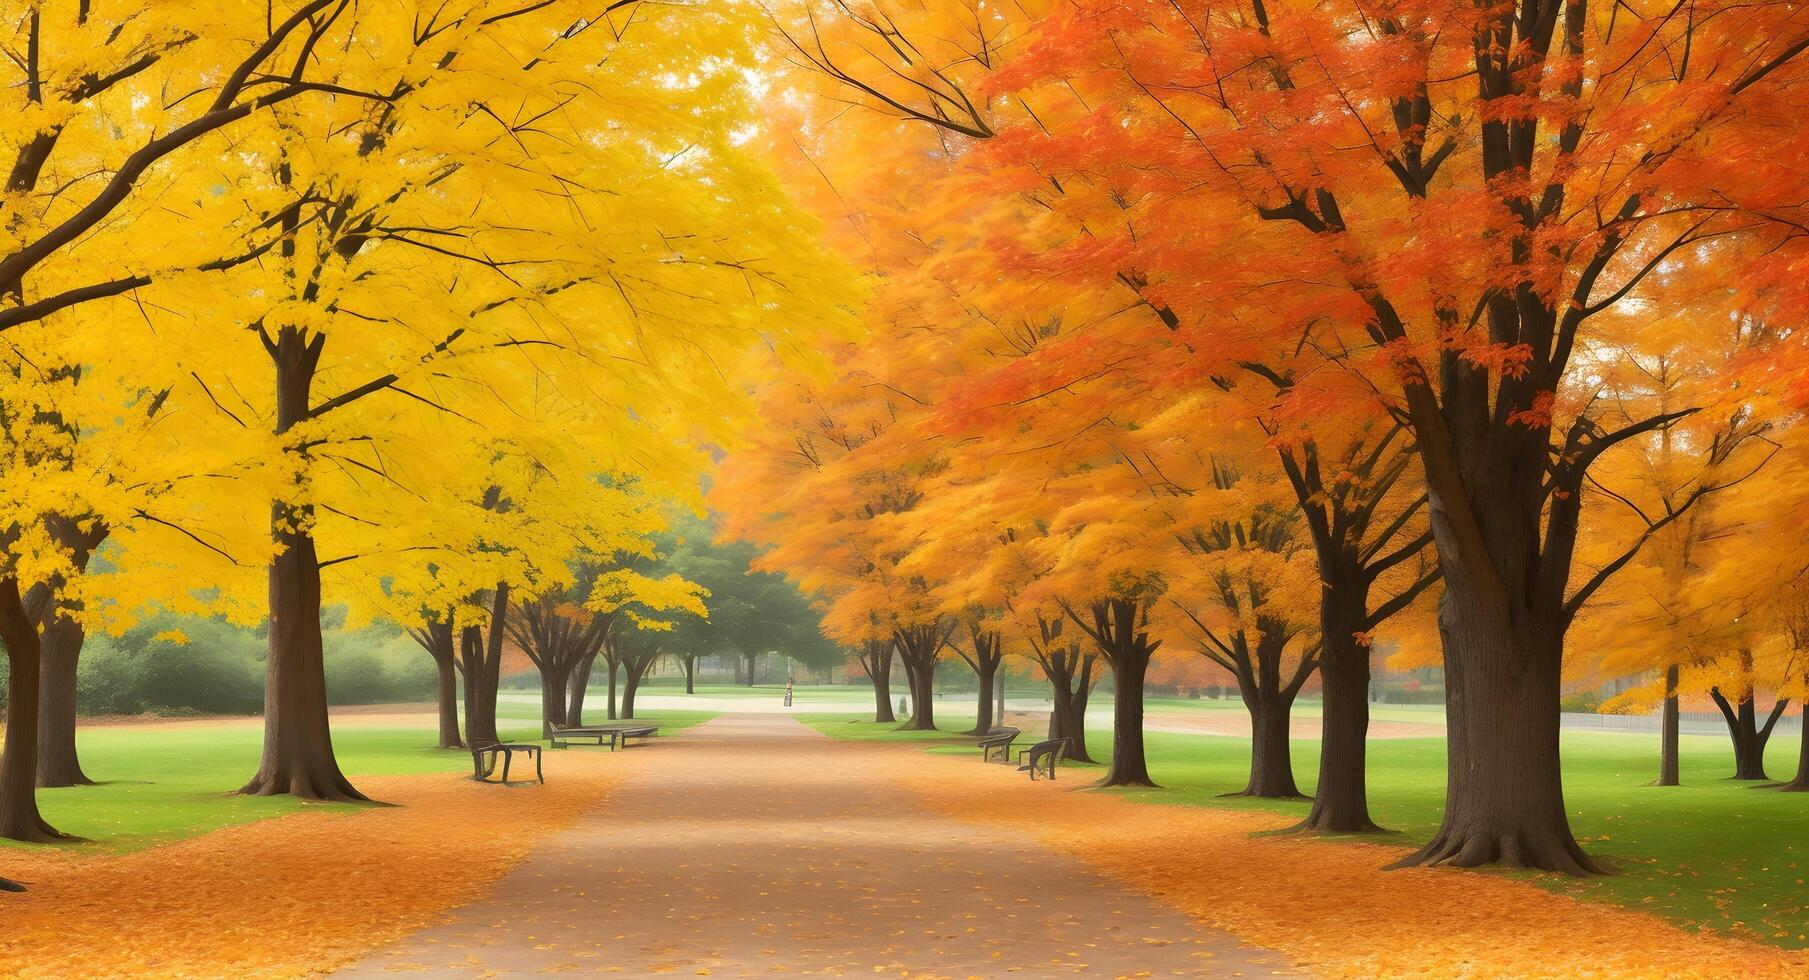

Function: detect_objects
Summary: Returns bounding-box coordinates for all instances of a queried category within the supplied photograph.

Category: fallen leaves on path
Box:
[890,751,1809,979]
[0,749,635,978]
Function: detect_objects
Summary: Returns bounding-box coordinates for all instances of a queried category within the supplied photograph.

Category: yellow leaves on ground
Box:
[890,752,1809,979]
[0,752,632,978]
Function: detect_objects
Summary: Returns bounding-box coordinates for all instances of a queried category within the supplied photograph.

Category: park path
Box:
[339,713,1293,978]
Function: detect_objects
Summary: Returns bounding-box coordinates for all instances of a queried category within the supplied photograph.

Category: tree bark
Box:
[34,613,91,787]
[539,669,568,739]
[682,655,696,694]
[0,578,62,842]
[31,515,107,788]
[742,650,758,686]
[606,656,620,720]
[1392,581,1597,874]
[956,626,1003,735]
[433,651,462,749]
[568,648,597,726]
[1235,685,1304,798]
[1042,648,1098,764]
[242,330,366,802]
[1710,685,1787,781]
[460,625,497,744]
[410,619,461,749]
[621,653,656,719]
[1103,645,1154,787]
[1781,702,1809,792]
[860,639,896,723]
[1654,664,1680,787]
[894,623,945,731]
[1298,625,1380,830]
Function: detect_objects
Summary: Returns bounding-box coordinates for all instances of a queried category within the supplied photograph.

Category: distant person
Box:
[784,680,794,708]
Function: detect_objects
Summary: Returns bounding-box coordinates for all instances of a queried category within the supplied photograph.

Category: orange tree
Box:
[983,0,1809,873]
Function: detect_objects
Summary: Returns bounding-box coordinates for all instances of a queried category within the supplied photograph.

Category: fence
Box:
[1560,709,1801,735]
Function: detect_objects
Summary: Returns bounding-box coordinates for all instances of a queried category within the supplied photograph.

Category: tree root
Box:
[1387,827,1608,877]
[238,768,372,803]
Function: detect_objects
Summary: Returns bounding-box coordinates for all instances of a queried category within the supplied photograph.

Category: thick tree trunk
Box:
[241,517,366,801]
[1393,583,1597,874]
[0,578,61,842]
[1067,656,1096,763]
[478,583,507,738]
[682,656,696,694]
[1235,688,1304,798]
[621,659,651,719]
[1101,649,1155,788]
[540,670,568,739]
[1781,703,1809,792]
[242,328,366,802]
[35,613,92,787]
[1711,687,1786,781]
[460,626,497,745]
[968,662,997,735]
[865,642,896,724]
[434,653,462,749]
[568,651,596,727]
[895,647,939,730]
[1297,595,1383,831]
[742,651,757,687]
[1654,664,1680,787]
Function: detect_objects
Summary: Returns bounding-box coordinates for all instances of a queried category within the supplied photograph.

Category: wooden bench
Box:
[976,726,1020,764]
[470,738,544,784]
[1017,737,1067,781]
[617,725,658,748]
[549,723,660,751]
[549,724,621,750]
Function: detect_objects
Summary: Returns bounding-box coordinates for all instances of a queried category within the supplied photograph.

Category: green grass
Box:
[806,703,1809,948]
[4,707,716,855]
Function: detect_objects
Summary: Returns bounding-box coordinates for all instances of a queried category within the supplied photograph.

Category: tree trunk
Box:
[1067,656,1097,763]
[864,642,896,724]
[742,650,757,687]
[0,578,61,842]
[1781,702,1809,792]
[241,516,366,801]
[568,651,596,727]
[242,328,366,802]
[1101,647,1154,788]
[540,669,568,739]
[683,655,696,694]
[460,625,497,745]
[1392,584,1596,874]
[1711,687,1786,781]
[967,662,997,735]
[35,613,92,787]
[1654,664,1680,787]
[622,658,651,719]
[1297,616,1381,830]
[1236,687,1304,798]
[478,583,507,738]
[606,658,620,720]
[434,652,462,749]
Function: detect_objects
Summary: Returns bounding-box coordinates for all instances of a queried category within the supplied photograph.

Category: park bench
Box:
[1017,737,1068,781]
[976,726,1020,764]
[470,738,544,784]
[548,724,623,750]
[549,723,659,751]
[617,725,658,748]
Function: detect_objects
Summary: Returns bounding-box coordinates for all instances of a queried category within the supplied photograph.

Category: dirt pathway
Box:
[340,714,1291,978]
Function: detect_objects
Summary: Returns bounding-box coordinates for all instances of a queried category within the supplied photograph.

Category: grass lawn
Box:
[3,707,716,855]
[804,704,1809,949]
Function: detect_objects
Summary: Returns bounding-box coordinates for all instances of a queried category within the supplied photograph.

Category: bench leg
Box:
[501,751,513,783]
[535,748,544,784]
